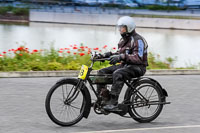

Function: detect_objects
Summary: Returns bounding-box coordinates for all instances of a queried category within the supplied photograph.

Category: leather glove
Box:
[103,52,112,58]
[108,54,125,65]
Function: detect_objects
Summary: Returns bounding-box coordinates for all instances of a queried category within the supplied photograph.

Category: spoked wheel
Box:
[128,80,164,123]
[45,79,86,126]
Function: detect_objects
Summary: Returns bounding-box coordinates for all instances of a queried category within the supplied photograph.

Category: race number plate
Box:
[78,65,88,80]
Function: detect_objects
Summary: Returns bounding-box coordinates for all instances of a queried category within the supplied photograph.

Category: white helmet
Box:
[117,16,136,33]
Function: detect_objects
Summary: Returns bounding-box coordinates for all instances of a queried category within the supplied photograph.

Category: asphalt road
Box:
[0,75,200,133]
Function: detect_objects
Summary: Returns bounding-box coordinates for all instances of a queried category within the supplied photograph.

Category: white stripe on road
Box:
[77,125,200,133]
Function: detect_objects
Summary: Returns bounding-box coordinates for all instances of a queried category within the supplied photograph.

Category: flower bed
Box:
[0,44,176,71]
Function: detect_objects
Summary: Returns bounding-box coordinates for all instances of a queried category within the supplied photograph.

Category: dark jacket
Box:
[115,31,148,67]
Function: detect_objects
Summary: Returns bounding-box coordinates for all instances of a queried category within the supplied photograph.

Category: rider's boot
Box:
[103,94,119,111]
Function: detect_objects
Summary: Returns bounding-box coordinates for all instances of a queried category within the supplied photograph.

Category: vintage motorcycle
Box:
[45,52,170,126]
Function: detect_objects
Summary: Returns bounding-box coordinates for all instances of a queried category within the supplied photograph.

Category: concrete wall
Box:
[133,17,200,30]
[30,11,200,30]
[30,11,120,26]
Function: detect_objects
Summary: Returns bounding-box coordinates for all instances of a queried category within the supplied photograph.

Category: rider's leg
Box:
[97,65,122,95]
[103,65,144,110]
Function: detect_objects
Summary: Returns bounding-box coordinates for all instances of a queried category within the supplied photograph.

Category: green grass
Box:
[0,6,29,16]
[146,5,182,10]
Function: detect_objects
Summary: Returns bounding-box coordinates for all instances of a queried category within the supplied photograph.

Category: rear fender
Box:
[142,77,168,97]
[124,77,168,101]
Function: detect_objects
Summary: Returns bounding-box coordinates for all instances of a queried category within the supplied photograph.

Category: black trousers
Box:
[97,64,146,96]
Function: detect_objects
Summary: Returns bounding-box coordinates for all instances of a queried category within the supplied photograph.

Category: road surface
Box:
[0,75,200,133]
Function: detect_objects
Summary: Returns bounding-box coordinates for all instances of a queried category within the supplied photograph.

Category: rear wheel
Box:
[45,78,87,126]
[127,80,164,123]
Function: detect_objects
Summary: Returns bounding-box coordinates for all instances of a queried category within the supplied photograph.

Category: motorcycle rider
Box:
[97,16,148,111]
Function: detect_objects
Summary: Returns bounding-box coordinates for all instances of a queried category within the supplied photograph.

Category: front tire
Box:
[45,78,88,126]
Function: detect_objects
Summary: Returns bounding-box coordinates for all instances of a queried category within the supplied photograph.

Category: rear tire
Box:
[126,79,164,123]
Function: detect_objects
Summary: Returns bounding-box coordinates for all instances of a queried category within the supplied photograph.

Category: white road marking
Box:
[77,125,200,133]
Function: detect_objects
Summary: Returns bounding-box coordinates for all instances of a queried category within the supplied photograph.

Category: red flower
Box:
[85,46,88,48]
[33,49,38,53]
[69,45,73,47]
[103,45,107,48]
[74,44,77,46]
[79,53,85,56]
[80,46,84,49]
[67,51,70,53]
[113,47,116,50]
[65,48,70,50]
[88,51,91,54]
[14,50,17,53]
[73,47,78,49]
[19,54,23,56]
[60,48,63,50]
[0,54,2,57]
[58,51,63,53]
[11,49,15,51]
[93,47,99,50]
[73,52,77,55]
[3,51,6,54]
[17,47,22,51]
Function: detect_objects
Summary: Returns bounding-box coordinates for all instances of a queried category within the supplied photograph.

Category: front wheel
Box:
[126,80,164,123]
[45,78,88,126]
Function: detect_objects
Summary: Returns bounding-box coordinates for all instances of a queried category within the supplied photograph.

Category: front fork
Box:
[64,78,83,104]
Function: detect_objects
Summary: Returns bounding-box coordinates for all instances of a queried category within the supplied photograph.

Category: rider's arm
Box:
[122,39,145,64]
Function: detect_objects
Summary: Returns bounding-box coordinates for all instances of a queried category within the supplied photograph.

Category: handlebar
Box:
[89,52,110,68]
